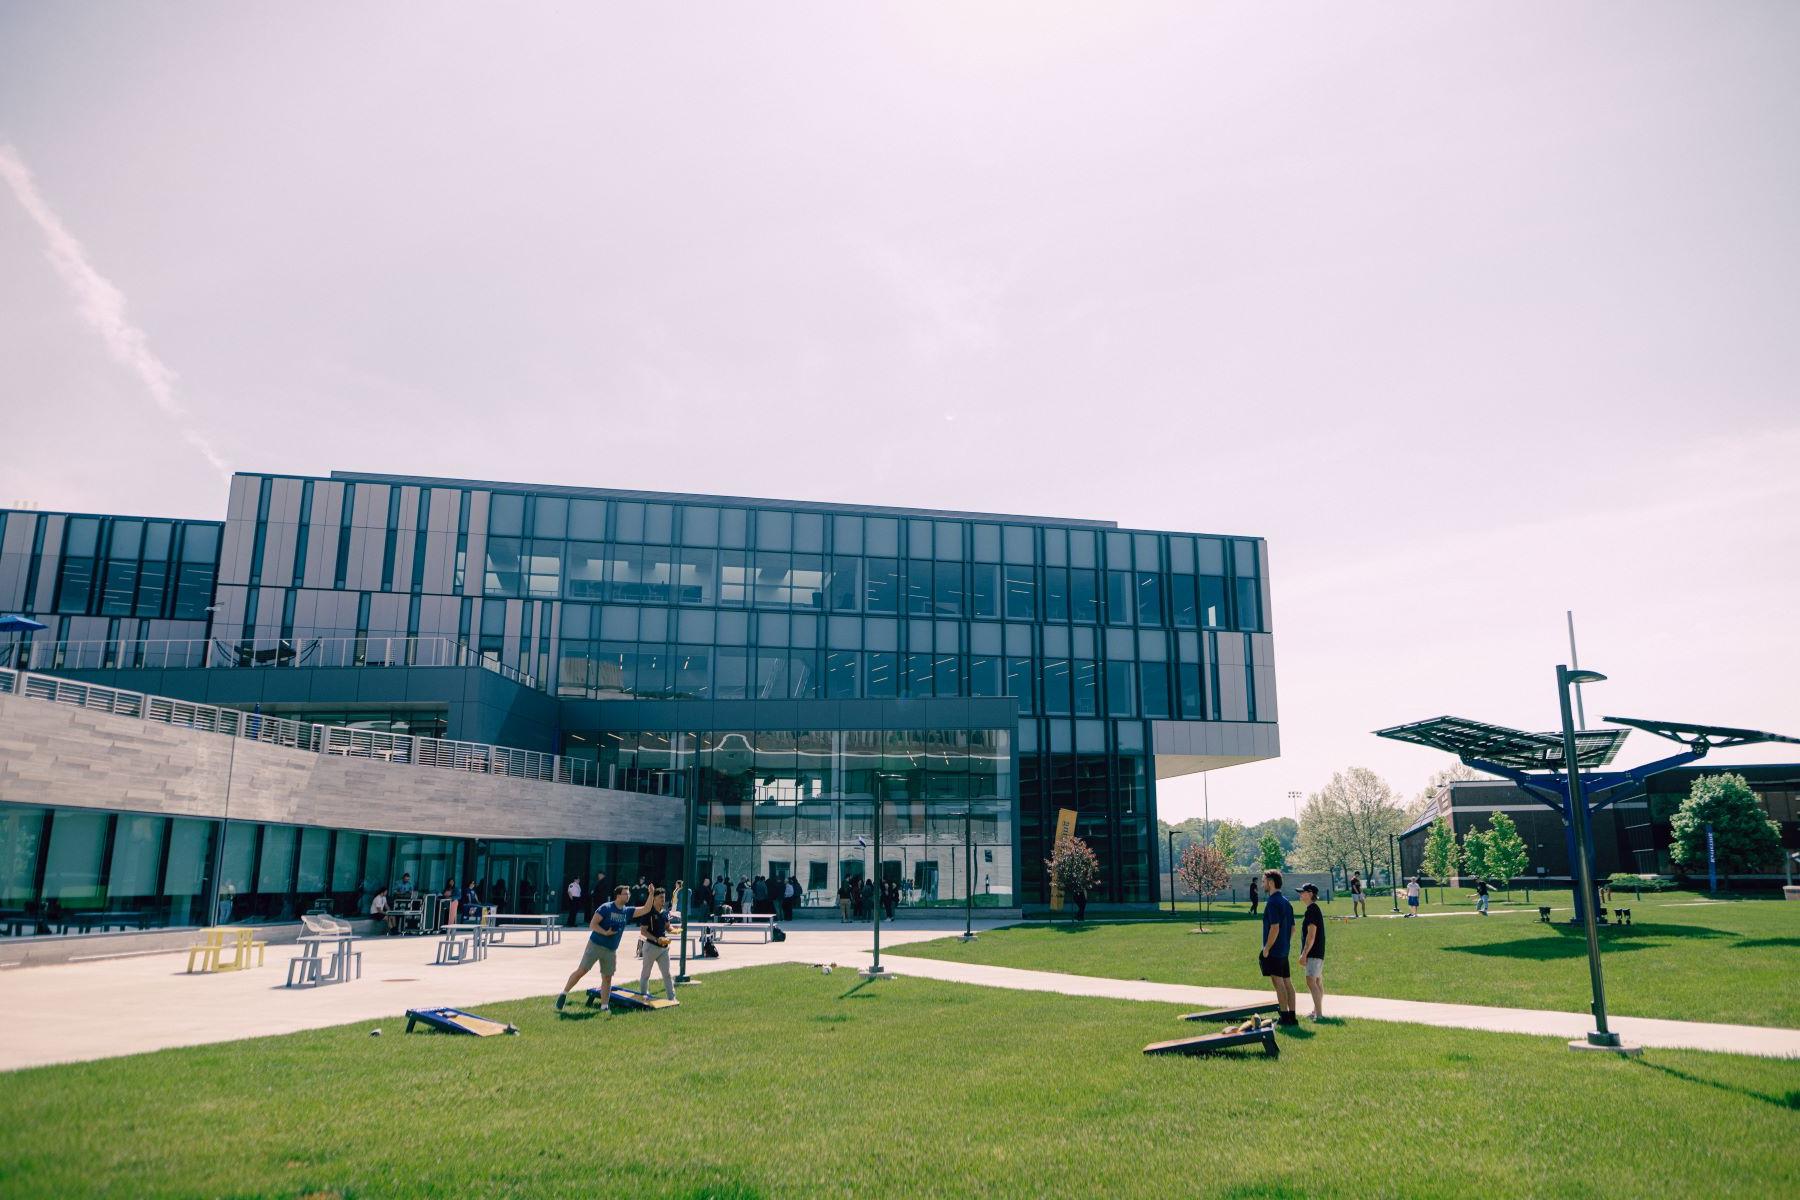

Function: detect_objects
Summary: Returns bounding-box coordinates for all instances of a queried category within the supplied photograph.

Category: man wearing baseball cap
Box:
[1297,883,1326,1020]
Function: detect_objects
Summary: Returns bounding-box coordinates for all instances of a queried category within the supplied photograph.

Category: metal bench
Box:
[483,913,562,948]
[1612,907,1632,926]
[684,918,775,945]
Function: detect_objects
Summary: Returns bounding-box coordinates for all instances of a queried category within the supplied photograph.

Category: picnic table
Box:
[686,912,778,944]
[286,933,363,987]
[435,922,490,965]
[482,913,562,947]
[185,927,267,973]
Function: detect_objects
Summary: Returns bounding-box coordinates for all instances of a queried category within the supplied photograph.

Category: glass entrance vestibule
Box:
[679,726,1018,911]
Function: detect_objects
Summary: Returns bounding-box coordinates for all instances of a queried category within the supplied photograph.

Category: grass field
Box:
[1,964,1796,1199]
[900,895,1800,1026]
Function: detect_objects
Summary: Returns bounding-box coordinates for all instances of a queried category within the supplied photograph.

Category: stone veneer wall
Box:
[0,693,682,844]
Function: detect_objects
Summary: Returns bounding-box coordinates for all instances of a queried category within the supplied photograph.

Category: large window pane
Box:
[43,810,108,907]
[108,814,166,898]
[1106,661,1136,717]
[566,542,607,599]
[1003,566,1036,621]
[0,808,46,905]
[483,537,523,597]
[827,557,861,611]
[865,558,899,614]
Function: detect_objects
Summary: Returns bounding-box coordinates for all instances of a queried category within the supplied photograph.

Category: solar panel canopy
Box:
[1374,715,1628,769]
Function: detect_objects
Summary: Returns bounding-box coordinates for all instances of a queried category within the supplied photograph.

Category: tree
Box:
[1212,821,1242,871]
[1258,834,1285,870]
[1422,817,1458,902]
[1178,843,1231,930]
[1669,773,1779,889]
[1046,833,1102,921]
[1461,828,1490,883]
[1294,768,1406,883]
[1484,812,1529,899]
[1293,794,1352,879]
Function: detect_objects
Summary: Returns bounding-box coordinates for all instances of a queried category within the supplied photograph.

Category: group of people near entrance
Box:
[688,874,801,922]
[557,879,681,1013]
[1257,869,1327,1024]
[836,875,899,922]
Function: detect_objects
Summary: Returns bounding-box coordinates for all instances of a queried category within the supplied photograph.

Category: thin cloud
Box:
[0,143,228,477]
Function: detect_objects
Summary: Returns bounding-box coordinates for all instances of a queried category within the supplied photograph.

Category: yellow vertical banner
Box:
[1048,808,1077,911]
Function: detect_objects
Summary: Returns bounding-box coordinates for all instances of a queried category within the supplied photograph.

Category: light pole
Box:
[1287,790,1301,822]
[1389,833,1399,912]
[675,783,697,986]
[1556,664,1636,1055]
[1167,829,1177,915]
[960,806,976,941]
[862,774,897,979]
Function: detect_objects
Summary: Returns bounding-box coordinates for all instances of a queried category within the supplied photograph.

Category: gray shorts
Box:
[1304,957,1324,979]
[577,939,618,975]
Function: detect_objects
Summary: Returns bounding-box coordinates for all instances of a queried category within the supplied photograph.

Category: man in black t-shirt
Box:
[1297,883,1326,1020]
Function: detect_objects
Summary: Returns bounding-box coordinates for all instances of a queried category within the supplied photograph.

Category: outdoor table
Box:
[287,933,361,987]
[482,913,562,947]
[435,923,490,964]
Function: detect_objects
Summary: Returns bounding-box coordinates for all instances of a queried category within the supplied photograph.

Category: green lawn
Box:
[1,964,1796,1198]
[901,895,1800,1027]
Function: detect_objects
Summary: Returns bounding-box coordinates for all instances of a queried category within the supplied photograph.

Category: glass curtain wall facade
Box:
[0,508,222,668]
[32,470,1278,908]
[559,726,1016,908]
[0,801,670,932]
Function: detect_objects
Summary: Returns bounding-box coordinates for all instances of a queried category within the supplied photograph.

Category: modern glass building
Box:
[1,470,1278,910]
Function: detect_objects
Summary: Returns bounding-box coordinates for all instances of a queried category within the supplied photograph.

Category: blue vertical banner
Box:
[1705,823,1717,892]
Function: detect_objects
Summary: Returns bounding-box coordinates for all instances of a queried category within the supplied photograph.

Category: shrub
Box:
[1606,873,1674,893]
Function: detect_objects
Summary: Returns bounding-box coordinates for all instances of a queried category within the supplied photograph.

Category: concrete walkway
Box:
[880,955,1800,1059]
[0,921,1004,1072]
[5,918,1795,1070]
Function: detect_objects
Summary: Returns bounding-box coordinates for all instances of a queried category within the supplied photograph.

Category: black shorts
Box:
[1259,955,1290,979]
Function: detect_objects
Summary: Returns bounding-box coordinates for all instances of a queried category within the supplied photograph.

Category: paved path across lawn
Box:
[0,921,1004,1072]
[5,918,1795,1071]
[879,955,1800,1059]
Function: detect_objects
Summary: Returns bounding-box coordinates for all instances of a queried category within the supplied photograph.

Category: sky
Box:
[2,3,1797,824]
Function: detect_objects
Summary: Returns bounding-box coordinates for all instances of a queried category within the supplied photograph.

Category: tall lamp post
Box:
[861,773,898,979]
[960,806,977,942]
[1167,829,1177,915]
[1556,664,1636,1055]
[1388,833,1399,913]
[675,781,697,986]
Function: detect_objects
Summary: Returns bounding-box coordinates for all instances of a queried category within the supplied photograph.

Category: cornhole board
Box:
[1144,1023,1279,1058]
[586,986,680,1010]
[1178,1001,1279,1023]
[404,1007,518,1036]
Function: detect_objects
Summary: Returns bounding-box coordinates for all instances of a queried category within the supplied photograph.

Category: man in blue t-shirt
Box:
[557,884,656,1013]
[1258,869,1297,1026]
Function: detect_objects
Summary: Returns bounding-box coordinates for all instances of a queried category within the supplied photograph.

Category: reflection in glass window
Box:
[1234,577,1260,631]
[1179,662,1203,718]
[1044,568,1068,621]
[1171,575,1198,627]
[905,560,933,616]
[934,652,960,697]
[1042,657,1071,715]
[866,651,898,697]
[933,562,964,617]
[714,647,750,698]
[1199,576,1228,629]
[565,542,606,599]
[483,538,522,596]
[1106,661,1136,717]
[825,650,859,698]
[674,646,712,698]
[971,563,1000,618]
[676,548,716,605]
[1004,566,1036,621]
[1140,661,1170,718]
[865,558,899,614]
[1073,659,1099,716]
[720,550,751,606]
[904,652,934,698]
[826,557,860,611]
[1136,572,1163,625]
[970,655,1001,696]
[1006,657,1033,712]
[524,541,562,598]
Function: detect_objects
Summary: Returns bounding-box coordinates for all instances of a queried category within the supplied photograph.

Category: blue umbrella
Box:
[0,614,46,633]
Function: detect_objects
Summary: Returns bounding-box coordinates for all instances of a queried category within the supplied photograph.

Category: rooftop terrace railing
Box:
[0,635,535,689]
[0,666,608,791]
